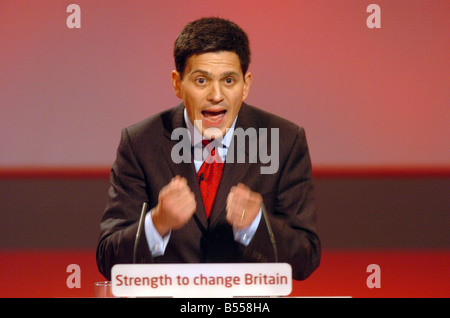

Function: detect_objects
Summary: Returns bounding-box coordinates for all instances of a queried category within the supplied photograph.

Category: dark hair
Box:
[174,17,251,79]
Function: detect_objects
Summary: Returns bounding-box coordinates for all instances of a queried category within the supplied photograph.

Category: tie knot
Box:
[202,139,212,147]
[202,139,222,159]
[202,139,216,156]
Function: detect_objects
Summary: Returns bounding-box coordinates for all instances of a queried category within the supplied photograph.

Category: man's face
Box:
[171,51,252,139]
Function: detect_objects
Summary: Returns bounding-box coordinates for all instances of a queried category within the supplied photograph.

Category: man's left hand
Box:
[226,183,262,229]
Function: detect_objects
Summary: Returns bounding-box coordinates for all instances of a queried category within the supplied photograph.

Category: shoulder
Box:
[239,103,305,137]
[124,103,184,141]
[238,104,309,160]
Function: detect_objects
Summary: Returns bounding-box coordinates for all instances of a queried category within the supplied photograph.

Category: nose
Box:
[207,82,224,104]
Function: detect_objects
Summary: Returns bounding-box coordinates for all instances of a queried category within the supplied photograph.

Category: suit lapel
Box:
[208,103,256,226]
[160,104,209,228]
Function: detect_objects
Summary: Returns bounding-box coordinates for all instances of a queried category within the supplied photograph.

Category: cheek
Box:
[191,90,206,103]
[183,94,202,114]
[229,88,245,103]
[228,93,244,113]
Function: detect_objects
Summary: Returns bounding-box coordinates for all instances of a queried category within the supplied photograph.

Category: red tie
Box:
[197,140,224,218]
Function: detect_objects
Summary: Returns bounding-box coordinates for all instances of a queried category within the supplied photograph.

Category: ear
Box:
[171,70,182,99]
[242,72,252,101]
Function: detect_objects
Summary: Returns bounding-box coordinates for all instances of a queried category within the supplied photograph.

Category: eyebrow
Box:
[190,69,241,78]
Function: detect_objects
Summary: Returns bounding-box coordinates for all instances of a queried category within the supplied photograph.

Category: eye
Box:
[195,77,207,85]
[224,77,235,85]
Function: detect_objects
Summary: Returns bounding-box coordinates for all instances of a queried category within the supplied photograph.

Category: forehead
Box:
[184,51,243,76]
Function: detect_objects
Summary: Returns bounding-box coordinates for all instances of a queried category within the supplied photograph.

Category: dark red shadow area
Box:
[0,249,448,298]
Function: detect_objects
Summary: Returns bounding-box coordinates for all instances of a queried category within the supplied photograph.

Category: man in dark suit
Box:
[97,17,320,281]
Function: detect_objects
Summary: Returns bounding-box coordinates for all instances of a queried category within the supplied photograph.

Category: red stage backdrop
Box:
[0,0,449,299]
[0,0,448,173]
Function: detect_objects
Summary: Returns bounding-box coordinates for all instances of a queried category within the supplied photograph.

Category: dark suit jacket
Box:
[97,103,320,280]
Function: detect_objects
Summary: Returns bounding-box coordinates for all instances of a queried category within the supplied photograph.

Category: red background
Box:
[1,0,448,171]
[1,250,448,298]
[0,1,448,298]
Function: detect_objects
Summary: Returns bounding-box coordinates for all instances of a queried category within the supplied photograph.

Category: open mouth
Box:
[201,109,227,123]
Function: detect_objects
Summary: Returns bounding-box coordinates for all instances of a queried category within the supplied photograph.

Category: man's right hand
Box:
[151,176,197,237]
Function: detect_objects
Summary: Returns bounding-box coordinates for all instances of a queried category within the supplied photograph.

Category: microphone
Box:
[198,173,204,182]
[261,202,278,262]
[133,202,148,264]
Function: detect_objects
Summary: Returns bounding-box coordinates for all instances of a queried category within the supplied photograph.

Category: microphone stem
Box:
[133,202,148,264]
[261,202,278,262]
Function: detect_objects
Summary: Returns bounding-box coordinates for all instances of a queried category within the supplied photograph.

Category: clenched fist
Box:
[226,183,262,229]
[152,176,196,237]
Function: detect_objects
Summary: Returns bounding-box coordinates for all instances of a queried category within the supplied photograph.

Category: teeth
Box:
[202,110,226,122]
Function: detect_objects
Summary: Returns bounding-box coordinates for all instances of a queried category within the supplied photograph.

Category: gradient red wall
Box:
[0,0,448,298]
[1,0,448,172]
